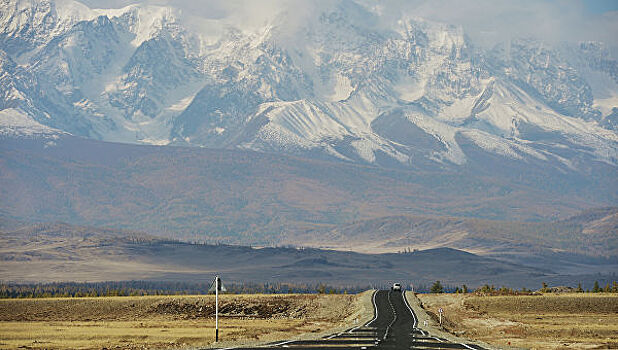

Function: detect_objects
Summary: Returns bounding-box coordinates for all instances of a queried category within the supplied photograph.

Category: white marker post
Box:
[209,275,226,343]
[438,307,443,326]
[215,276,219,342]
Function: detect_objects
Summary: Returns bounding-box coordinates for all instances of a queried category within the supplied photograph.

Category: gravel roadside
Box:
[404,291,509,350]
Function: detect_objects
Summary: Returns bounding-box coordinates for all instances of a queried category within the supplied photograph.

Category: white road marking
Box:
[265,340,295,347]
[364,290,379,327]
[217,289,432,350]
[384,290,398,340]
[402,290,417,328]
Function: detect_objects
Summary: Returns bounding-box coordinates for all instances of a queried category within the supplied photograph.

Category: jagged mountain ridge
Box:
[0,0,617,172]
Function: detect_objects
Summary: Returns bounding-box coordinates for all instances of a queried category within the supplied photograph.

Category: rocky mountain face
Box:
[0,0,616,175]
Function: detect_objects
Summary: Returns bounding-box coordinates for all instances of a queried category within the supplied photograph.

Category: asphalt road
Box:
[215,290,486,350]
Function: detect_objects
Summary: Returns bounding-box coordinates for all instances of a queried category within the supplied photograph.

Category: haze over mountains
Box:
[0,0,617,284]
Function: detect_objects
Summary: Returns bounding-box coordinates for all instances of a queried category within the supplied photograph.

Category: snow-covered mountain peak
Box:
[116,4,179,47]
[0,108,64,137]
[0,0,616,175]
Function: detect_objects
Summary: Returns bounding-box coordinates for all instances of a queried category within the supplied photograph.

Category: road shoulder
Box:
[404,291,502,350]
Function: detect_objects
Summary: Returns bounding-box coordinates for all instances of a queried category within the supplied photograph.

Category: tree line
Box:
[426,280,618,295]
[0,281,372,298]
[5,280,617,298]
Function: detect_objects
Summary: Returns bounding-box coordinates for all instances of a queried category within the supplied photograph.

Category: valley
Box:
[1,0,616,286]
[0,1,616,349]
[1,134,615,285]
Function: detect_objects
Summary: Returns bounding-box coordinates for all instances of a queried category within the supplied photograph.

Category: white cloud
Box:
[365,0,618,47]
[77,0,618,47]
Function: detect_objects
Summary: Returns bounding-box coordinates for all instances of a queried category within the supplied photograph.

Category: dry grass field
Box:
[0,293,369,350]
[417,293,618,350]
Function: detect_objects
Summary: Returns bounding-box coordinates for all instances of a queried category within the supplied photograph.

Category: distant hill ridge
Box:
[287,207,618,256]
[0,221,591,288]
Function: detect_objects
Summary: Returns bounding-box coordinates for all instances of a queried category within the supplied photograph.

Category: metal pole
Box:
[215,276,219,342]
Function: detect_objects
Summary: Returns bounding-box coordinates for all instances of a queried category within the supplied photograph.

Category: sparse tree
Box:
[576,283,583,293]
[593,281,600,293]
[462,285,468,294]
[541,282,548,293]
[479,284,494,294]
[430,281,444,294]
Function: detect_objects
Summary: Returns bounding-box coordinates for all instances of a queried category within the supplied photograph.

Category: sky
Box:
[77,0,618,48]
[369,0,618,47]
[584,0,618,14]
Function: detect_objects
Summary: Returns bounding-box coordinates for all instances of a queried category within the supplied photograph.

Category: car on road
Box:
[391,283,402,292]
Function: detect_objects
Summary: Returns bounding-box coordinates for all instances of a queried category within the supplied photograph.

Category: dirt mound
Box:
[540,286,576,293]
[465,294,618,314]
[148,298,298,319]
[149,300,215,319]
[0,294,358,323]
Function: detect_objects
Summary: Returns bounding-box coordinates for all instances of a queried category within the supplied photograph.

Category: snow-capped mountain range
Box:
[1,0,617,172]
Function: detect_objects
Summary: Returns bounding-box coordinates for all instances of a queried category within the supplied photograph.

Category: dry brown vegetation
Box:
[0,293,367,349]
[418,293,618,350]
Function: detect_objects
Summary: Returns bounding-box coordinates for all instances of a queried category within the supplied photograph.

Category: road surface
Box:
[216,290,486,349]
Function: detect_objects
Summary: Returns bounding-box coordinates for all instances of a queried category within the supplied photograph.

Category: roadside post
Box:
[438,307,443,326]
[209,275,227,342]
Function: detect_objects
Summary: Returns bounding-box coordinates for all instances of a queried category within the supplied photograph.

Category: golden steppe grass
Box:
[418,293,618,350]
[0,293,367,350]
